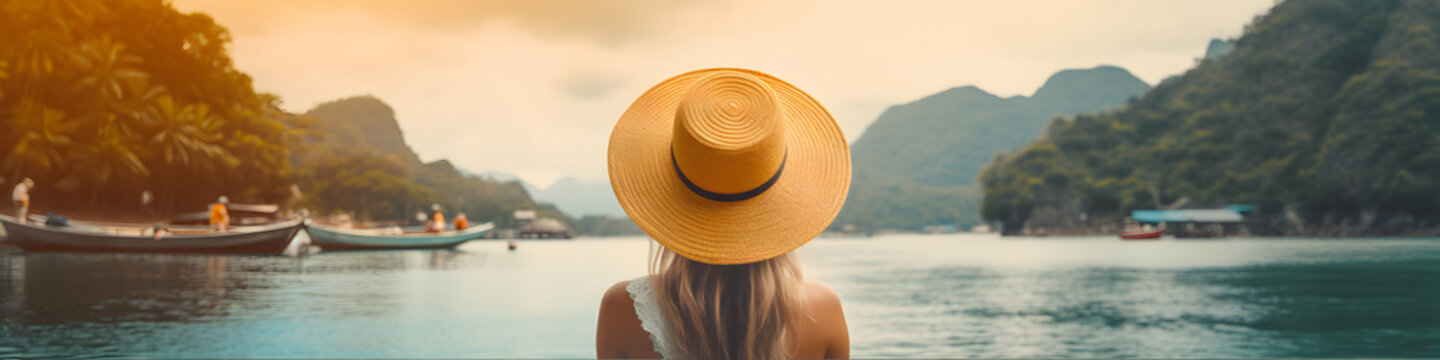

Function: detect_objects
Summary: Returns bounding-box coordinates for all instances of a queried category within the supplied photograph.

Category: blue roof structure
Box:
[1131,209,1244,223]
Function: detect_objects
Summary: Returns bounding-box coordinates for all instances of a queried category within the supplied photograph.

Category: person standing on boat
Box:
[11,178,34,224]
[454,212,470,231]
[425,204,446,233]
[210,196,231,232]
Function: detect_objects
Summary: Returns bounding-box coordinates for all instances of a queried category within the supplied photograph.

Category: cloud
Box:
[558,70,628,100]
[170,0,1276,188]
[177,0,712,45]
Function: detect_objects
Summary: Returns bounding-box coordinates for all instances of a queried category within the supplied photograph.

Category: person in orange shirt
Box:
[454,212,469,231]
[210,196,231,232]
[425,204,445,233]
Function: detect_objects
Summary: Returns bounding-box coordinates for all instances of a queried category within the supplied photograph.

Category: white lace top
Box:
[626,276,679,359]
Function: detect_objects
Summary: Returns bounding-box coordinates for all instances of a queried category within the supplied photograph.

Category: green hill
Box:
[838,66,1149,232]
[980,0,1440,235]
[293,96,566,228]
[304,96,419,163]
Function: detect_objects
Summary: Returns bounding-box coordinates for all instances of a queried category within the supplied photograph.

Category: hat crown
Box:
[672,71,788,195]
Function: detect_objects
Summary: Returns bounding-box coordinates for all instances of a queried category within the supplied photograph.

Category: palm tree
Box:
[146,95,231,211]
[118,78,165,120]
[5,1,86,102]
[6,102,79,181]
[0,60,10,100]
[81,114,150,207]
[71,36,154,208]
[2,0,111,101]
[71,35,146,103]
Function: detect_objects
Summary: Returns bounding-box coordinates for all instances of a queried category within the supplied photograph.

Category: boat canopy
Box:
[1131,209,1244,224]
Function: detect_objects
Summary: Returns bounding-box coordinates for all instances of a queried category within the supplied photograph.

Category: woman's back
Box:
[597,277,849,359]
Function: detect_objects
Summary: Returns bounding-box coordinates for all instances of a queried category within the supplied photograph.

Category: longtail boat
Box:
[1120,229,1164,240]
[0,215,304,254]
[305,221,494,251]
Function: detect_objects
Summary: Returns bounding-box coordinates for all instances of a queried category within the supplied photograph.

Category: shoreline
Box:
[1001,225,1440,238]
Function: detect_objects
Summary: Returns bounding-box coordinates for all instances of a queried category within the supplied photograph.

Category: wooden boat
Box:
[305,221,494,251]
[1120,229,1164,240]
[0,215,304,254]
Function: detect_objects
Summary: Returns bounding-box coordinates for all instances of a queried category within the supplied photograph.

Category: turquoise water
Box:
[2,234,1439,358]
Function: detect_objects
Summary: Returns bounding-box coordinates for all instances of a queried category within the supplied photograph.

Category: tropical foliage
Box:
[0,0,290,214]
[980,0,1440,235]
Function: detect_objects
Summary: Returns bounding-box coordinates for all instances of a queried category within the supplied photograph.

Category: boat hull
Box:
[306,222,492,251]
[1120,230,1164,240]
[0,217,303,254]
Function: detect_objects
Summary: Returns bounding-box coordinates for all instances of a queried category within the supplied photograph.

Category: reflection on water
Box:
[0,239,648,358]
[802,236,1440,358]
[1,236,1439,358]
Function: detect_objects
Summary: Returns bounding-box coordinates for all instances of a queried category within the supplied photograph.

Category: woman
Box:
[597,68,852,359]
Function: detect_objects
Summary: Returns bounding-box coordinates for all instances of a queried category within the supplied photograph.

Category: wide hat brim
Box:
[608,68,851,265]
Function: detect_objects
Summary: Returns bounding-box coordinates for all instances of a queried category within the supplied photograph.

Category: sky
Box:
[171,0,1275,189]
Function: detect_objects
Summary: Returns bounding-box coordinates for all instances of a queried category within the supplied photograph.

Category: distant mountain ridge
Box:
[850,65,1149,188]
[469,169,541,196]
[469,171,625,218]
[534,177,624,217]
[838,65,1150,231]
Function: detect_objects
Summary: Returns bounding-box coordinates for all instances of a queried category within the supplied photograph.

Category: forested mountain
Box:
[837,66,1149,231]
[304,96,418,163]
[981,0,1440,235]
[295,98,639,233]
[292,96,566,227]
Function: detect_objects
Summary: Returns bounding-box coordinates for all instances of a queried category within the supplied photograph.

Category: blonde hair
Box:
[650,244,806,360]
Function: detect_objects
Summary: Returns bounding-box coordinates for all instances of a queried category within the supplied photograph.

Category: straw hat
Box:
[608,68,850,265]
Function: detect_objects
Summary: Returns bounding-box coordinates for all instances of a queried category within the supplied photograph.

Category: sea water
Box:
[1,234,1438,358]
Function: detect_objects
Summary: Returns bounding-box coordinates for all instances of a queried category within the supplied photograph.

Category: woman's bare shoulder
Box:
[801,281,846,327]
[597,280,651,358]
[603,280,634,306]
[804,281,842,311]
[598,280,641,329]
[800,280,850,358]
